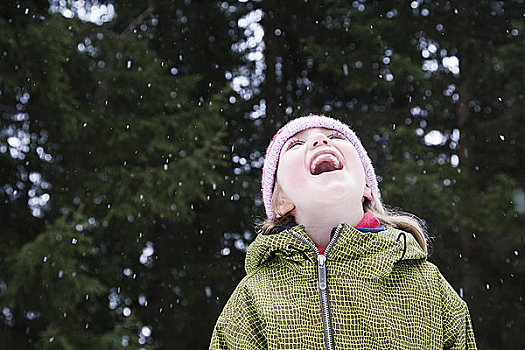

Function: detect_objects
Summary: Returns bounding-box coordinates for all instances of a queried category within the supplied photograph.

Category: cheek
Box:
[276,155,308,191]
[345,147,365,175]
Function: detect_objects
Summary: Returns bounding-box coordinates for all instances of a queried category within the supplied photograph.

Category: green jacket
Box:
[210,224,477,349]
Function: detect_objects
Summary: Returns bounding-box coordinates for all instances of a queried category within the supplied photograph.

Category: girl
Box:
[210,115,477,349]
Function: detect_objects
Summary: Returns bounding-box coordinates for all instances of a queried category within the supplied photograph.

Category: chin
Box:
[315,175,352,190]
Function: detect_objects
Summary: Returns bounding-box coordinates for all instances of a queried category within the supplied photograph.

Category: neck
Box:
[295,201,364,249]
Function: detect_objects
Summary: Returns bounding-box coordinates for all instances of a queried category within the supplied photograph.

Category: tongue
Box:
[313,161,336,175]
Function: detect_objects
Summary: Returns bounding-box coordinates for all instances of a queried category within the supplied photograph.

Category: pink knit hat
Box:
[261,114,380,220]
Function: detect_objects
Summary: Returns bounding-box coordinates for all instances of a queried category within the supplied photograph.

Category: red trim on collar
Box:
[355,212,381,229]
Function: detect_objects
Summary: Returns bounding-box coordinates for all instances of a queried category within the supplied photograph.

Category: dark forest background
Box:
[1,0,524,349]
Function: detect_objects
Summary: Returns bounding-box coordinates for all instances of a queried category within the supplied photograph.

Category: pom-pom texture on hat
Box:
[261,114,380,220]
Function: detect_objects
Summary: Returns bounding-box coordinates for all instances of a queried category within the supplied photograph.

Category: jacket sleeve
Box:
[440,273,478,350]
[209,280,267,350]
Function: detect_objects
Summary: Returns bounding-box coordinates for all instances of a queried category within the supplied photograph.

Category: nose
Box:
[309,133,330,149]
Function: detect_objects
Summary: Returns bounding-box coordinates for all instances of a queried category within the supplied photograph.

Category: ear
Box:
[362,185,373,204]
[276,195,295,217]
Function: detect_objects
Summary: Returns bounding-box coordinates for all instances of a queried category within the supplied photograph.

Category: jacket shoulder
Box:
[216,268,270,322]
[416,261,464,302]
[416,261,477,348]
[209,270,270,349]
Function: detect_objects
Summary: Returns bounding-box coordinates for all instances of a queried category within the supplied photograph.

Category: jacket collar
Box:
[245,224,427,276]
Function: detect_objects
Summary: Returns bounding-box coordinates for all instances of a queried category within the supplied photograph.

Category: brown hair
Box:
[256,183,428,252]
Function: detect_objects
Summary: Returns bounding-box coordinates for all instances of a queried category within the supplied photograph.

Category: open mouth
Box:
[310,151,343,175]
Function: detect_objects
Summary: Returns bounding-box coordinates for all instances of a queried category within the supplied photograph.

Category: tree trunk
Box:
[261,1,280,126]
[455,0,474,291]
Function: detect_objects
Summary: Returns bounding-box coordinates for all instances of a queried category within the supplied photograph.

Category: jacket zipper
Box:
[290,223,344,350]
[317,254,333,350]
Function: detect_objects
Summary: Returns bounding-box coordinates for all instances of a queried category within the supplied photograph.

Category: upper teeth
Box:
[310,153,341,173]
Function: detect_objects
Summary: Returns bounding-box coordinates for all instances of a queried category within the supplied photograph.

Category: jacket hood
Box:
[246,224,427,277]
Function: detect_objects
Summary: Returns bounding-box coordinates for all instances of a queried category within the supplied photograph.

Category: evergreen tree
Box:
[1,1,233,348]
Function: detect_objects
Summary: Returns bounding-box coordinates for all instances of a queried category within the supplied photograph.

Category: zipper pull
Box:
[317,254,327,290]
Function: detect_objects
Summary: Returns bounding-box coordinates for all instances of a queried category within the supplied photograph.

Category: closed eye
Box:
[286,138,303,150]
[329,132,345,140]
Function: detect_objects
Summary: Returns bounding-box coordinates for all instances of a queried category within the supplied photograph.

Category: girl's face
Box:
[275,127,371,217]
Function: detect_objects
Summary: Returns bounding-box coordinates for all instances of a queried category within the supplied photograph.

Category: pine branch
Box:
[119,6,154,39]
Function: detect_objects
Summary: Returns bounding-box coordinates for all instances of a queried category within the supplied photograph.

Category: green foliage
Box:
[379,125,461,234]
[1,2,231,348]
[7,208,104,313]
[3,207,137,349]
